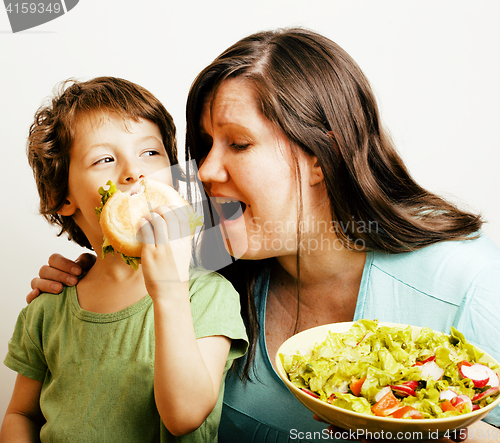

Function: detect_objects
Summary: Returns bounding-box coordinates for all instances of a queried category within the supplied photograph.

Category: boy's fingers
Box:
[137,217,155,245]
[148,212,168,245]
[170,204,191,240]
[155,206,179,242]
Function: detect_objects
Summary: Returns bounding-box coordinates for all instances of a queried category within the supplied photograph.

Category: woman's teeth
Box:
[215,197,236,204]
[214,197,246,221]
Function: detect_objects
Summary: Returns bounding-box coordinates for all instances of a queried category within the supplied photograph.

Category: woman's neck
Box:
[275,238,367,287]
[269,241,367,329]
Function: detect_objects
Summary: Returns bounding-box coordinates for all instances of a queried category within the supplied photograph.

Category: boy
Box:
[0,77,247,442]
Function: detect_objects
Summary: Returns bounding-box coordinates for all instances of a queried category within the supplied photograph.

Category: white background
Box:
[1,0,499,425]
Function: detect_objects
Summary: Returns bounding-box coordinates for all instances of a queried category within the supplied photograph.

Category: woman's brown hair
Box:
[28,76,178,249]
[185,28,483,378]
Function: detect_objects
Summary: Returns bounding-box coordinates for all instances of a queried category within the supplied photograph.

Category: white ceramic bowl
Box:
[276,322,500,440]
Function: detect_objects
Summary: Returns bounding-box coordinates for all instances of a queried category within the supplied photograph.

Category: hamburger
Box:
[95,179,203,270]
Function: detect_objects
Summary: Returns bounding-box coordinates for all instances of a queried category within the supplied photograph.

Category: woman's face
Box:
[198,78,322,260]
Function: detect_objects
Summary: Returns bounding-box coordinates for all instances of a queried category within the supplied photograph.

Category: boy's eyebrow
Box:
[87,135,164,150]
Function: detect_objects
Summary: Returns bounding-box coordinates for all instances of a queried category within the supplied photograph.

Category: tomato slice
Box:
[350,377,366,397]
[458,360,473,369]
[371,391,403,416]
[440,400,458,412]
[391,405,424,419]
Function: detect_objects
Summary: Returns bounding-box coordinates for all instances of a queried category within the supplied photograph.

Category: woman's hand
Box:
[139,204,192,297]
[27,253,96,303]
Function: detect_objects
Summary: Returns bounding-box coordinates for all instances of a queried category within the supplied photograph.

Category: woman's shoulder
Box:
[369,234,500,297]
[373,233,500,272]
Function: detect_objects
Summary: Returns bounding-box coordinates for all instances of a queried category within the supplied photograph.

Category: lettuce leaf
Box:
[189,211,203,234]
[95,180,118,222]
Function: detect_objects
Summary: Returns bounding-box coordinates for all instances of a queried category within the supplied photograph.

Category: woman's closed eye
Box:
[230,143,250,151]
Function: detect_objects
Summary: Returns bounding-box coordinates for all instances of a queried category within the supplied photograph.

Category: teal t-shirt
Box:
[220,234,500,443]
[5,268,248,442]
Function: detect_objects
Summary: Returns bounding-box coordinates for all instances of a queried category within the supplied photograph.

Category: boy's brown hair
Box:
[28,76,178,249]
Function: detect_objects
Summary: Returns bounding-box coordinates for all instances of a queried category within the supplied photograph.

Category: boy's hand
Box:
[27,253,96,303]
[139,204,192,296]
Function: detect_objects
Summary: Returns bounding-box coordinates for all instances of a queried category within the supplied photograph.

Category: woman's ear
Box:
[308,156,324,187]
[57,199,77,216]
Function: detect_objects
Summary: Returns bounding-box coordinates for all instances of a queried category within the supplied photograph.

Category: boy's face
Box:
[59,112,173,247]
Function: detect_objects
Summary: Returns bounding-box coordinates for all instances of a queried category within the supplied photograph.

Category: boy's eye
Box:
[93,156,114,165]
[141,150,160,157]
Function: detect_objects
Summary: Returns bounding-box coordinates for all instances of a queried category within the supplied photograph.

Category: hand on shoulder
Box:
[27,253,96,303]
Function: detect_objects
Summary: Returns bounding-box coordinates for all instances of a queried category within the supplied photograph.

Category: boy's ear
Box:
[308,155,324,187]
[57,199,77,216]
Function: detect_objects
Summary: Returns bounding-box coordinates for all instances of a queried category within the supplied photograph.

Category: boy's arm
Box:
[140,207,232,436]
[152,292,231,436]
[0,374,44,442]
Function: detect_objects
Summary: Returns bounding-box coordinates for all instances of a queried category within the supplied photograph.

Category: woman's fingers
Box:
[73,253,96,275]
[27,253,97,303]
[38,264,79,287]
[46,253,83,276]
[26,287,41,304]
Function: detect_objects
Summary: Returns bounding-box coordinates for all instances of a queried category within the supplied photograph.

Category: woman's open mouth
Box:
[214,197,247,221]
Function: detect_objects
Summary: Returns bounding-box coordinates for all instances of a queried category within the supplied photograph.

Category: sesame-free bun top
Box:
[99,179,193,258]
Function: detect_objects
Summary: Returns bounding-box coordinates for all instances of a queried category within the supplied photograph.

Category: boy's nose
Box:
[125,174,144,182]
[121,161,145,183]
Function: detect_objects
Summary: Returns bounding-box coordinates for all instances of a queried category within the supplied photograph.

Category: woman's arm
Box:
[27,253,96,303]
[0,374,44,443]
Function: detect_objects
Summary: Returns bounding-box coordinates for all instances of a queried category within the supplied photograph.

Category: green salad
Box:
[281,320,500,419]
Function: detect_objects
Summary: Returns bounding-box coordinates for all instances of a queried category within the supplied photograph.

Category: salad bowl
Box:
[275,321,500,440]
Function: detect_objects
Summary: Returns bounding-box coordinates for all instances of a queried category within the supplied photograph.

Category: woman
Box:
[29,29,500,442]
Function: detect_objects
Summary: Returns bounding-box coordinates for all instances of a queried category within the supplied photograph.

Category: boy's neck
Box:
[75,253,149,314]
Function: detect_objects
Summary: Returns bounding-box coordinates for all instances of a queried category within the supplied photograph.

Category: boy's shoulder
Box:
[188,267,236,294]
[24,286,74,320]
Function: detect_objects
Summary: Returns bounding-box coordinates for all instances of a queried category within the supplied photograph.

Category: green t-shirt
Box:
[4,268,248,442]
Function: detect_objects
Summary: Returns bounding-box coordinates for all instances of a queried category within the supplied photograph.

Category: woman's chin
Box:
[220,225,249,260]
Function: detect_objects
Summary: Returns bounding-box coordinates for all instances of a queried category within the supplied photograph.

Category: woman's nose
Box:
[197,147,229,185]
